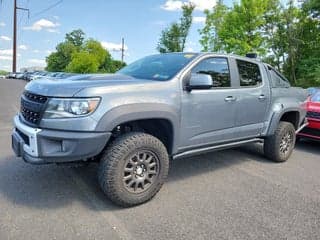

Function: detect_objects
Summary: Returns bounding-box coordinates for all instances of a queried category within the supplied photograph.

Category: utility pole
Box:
[12,0,29,72]
[121,37,124,63]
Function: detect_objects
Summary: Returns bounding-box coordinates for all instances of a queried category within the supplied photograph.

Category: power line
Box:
[31,0,63,19]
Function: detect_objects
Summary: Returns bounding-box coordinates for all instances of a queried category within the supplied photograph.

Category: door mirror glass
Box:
[187,73,213,91]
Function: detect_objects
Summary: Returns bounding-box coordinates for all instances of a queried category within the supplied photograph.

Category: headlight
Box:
[43,98,100,118]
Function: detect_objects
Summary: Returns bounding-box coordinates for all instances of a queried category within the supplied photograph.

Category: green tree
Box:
[100,51,126,73]
[304,0,320,18]
[157,3,195,53]
[261,0,286,70]
[46,41,77,72]
[0,70,8,75]
[294,0,320,86]
[199,0,228,52]
[282,1,303,84]
[84,39,107,66]
[219,0,269,55]
[65,29,85,47]
[66,40,107,73]
[66,51,99,73]
[46,29,125,73]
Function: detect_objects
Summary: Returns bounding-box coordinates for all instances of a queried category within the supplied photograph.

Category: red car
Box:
[298,91,320,140]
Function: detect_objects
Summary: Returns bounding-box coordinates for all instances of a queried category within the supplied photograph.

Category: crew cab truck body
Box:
[12,53,307,206]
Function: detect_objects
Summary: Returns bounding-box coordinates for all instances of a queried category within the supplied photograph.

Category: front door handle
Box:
[258,94,266,101]
[224,96,237,102]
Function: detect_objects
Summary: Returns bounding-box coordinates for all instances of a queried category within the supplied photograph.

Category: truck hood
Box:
[25,74,155,97]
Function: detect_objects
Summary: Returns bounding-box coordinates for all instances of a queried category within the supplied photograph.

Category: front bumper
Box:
[12,115,111,164]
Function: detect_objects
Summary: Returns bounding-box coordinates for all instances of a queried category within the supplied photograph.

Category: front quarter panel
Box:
[75,79,181,153]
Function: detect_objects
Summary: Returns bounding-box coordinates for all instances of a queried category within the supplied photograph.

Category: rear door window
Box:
[236,60,262,87]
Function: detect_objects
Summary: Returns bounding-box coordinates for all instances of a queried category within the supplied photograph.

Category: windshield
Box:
[311,91,320,102]
[117,53,198,81]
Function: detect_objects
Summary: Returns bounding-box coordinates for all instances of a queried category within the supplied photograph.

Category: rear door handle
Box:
[224,96,237,102]
[258,94,266,101]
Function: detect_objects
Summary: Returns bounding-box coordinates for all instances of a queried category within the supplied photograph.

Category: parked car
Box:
[22,72,34,81]
[53,72,77,79]
[7,72,17,79]
[306,87,319,96]
[12,53,307,207]
[15,72,25,80]
[298,90,320,140]
[29,71,48,81]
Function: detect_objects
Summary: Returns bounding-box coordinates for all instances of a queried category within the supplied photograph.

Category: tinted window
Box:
[191,57,230,87]
[236,60,262,87]
[270,69,290,88]
[117,53,198,81]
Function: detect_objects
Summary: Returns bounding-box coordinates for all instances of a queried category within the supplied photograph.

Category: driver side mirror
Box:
[186,73,213,91]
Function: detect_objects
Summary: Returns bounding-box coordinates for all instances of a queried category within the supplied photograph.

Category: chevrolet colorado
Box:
[12,53,307,206]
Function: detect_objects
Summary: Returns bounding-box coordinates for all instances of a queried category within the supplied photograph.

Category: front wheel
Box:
[264,121,296,162]
[98,132,169,207]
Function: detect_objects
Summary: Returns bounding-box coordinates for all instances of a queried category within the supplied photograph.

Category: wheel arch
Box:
[95,103,180,154]
[267,109,301,136]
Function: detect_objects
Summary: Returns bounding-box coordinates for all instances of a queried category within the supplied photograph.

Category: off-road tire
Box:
[264,121,296,162]
[98,132,169,207]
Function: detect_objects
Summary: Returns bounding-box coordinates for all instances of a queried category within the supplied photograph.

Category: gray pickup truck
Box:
[12,53,307,206]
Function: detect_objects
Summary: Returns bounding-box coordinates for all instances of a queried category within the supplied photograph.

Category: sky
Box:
[0,0,233,71]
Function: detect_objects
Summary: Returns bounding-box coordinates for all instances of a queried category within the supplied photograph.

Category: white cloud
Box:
[101,41,128,52]
[18,45,28,50]
[53,15,59,20]
[0,49,20,61]
[161,0,183,11]
[193,16,206,23]
[23,18,60,32]
[45,50,53,54]
[0,50,19,60]
[33,49,40,53]
[0,22,5,27]
[161,0,216,11]
[190,0,216,11]
[0,35,11,41]
[0,49,13,55]
[0,56,12,61]
[28,59,46,65]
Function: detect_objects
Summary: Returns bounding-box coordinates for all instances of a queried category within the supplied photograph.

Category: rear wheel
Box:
[98,132,169,207]
[264,121,296,162]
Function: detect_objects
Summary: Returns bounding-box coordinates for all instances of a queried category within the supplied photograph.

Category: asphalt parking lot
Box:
[0,78,319,240]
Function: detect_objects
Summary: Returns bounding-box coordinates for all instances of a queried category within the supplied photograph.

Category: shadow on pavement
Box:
[0,142,302,210]
[295,139,320,155]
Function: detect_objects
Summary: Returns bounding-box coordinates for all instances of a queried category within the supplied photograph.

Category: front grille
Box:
[23,91,47,103]
[20,91,47,125]
[306,111,320,120]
